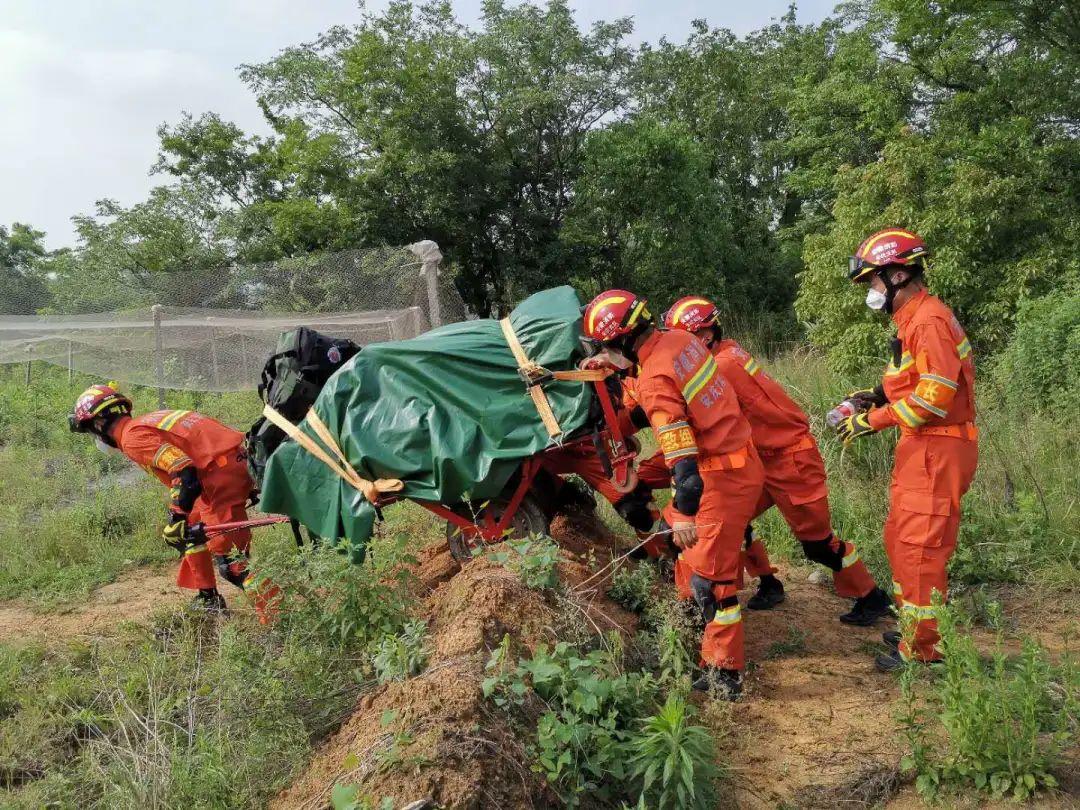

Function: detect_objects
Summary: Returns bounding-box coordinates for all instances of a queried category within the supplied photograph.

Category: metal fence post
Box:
[67,340,74,383]
[24,345,32,386]
[408,240,443,329]
[152,304,165,408]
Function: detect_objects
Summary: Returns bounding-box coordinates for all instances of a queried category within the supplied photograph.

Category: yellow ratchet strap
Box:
[261,404,403,503]
[498,317,610,438]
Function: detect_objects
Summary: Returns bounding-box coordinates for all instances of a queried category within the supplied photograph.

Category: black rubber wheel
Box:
[445,492,550,564]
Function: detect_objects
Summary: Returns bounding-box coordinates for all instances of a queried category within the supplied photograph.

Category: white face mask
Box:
[865,288,888,311]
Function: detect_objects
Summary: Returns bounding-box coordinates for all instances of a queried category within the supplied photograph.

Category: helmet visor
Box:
[848,255,877,281]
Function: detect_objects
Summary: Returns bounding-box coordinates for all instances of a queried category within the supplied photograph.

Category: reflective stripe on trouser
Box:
[884,432,978,662]
[701,591,745,671]
[177,545,216,590]
[754,441,875,599]
[679,450,764,672]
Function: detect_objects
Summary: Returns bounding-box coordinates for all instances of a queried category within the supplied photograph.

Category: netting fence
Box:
[0,241,470,393]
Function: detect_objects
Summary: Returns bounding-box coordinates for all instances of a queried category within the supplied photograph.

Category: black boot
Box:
[747,575,785,610]
[883,630,901,649]
[191,588,228,616]
[692,667,743,701]
[839,587,893,626]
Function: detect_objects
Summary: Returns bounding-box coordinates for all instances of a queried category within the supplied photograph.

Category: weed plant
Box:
[483,633,722,808]
[898,599,1078,803]
[484,535,560,591]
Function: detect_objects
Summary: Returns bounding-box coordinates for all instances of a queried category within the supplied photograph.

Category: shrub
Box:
[993,289,1080,417]
[485,535,560,591]
[371,620,428,684]
[607,561,657,614]
[898,599,1077,803]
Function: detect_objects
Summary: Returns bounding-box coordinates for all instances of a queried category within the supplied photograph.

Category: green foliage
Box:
[0,223,51,315]
[330,785,393,810]
[485,535,561,591]
[607,560,657,614]
[993,289,1080,417]
[371,620,428,684]
[0,522,422,808]
[254,535,418,649]
[796,1,1080,369]
[898,599,1077,803]
[483,639,660,806]
[629,695,723,810]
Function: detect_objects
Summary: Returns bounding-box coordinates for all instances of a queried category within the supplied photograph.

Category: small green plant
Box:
[898,598,1076,802]
[371,620,428,683]
[330,784,393,810]
[763,625,808,659]
[607,561,657,613]
[486,535,560,590]
[628,695,723,810]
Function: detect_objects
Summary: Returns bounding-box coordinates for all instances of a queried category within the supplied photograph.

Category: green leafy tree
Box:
[0,223,51,314]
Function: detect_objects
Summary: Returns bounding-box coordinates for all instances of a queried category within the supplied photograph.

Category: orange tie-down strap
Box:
[261,404,404,504]
[498,317,610,438]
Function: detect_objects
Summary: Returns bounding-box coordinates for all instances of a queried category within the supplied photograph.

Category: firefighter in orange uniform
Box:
[664,297,893,623]
[69,384,274,620]
[838,229,978,671]
[583,290,764,699]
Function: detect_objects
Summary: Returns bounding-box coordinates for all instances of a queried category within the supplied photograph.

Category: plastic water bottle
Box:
[826,399,857,428]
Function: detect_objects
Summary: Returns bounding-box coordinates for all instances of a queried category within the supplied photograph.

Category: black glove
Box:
[847,385,888,411]
[672,457,704,516]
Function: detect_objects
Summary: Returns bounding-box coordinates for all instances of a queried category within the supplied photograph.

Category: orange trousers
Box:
[885,432,978,661]
[176,458,278,622]
[673,447,765,672]
[753,439,876,599]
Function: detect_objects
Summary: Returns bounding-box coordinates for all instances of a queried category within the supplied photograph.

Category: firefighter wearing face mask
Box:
[664,297,893,624]
[839,229,978,671]
[68,384,277,621]
[582,290,765,700]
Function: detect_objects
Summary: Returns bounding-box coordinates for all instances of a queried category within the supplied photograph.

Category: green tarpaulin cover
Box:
[259,286,593,552]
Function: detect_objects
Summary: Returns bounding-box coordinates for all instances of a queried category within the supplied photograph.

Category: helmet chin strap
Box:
[877,267,919,314]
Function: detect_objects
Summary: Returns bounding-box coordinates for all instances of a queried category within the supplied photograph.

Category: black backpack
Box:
[245,326,360,488]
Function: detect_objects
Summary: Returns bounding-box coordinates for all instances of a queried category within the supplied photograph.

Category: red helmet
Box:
[664,296,719,333]
[69,382,132,433]
[582,289,652,343]
[849,228,928,282]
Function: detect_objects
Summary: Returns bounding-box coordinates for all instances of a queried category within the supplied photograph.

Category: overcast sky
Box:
[0,0,836,249]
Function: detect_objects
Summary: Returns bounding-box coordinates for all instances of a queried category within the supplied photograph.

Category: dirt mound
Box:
[0,567,186,644]
[272,558,555,810]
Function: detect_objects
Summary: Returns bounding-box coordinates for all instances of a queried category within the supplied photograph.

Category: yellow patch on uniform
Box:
[153,443,192,473]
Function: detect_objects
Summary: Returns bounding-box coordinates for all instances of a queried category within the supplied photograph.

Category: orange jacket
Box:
[867,290,976,432]
[113,410,246,489]
[710,339,810,452]
[632,329,752,468]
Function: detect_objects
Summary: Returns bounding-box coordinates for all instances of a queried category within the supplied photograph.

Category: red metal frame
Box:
[374,379,636,550]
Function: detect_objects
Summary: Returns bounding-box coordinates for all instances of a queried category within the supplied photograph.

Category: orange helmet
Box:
[848,228,928,282]
[69,382,132,433]
[582,289,652,343]
[664,296,719,333]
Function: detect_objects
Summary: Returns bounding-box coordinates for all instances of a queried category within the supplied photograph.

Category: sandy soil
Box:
[0,568,188,644]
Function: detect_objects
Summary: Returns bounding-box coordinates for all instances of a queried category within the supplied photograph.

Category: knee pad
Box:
[615,487,657,534]
[690,574,738,624]
[801,534,843,571]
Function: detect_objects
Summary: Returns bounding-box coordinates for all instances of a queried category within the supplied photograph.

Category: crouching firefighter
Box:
[583,290,765,700]
[838,229,978,671]
[69,383,278,622]
[664,296,892,624]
